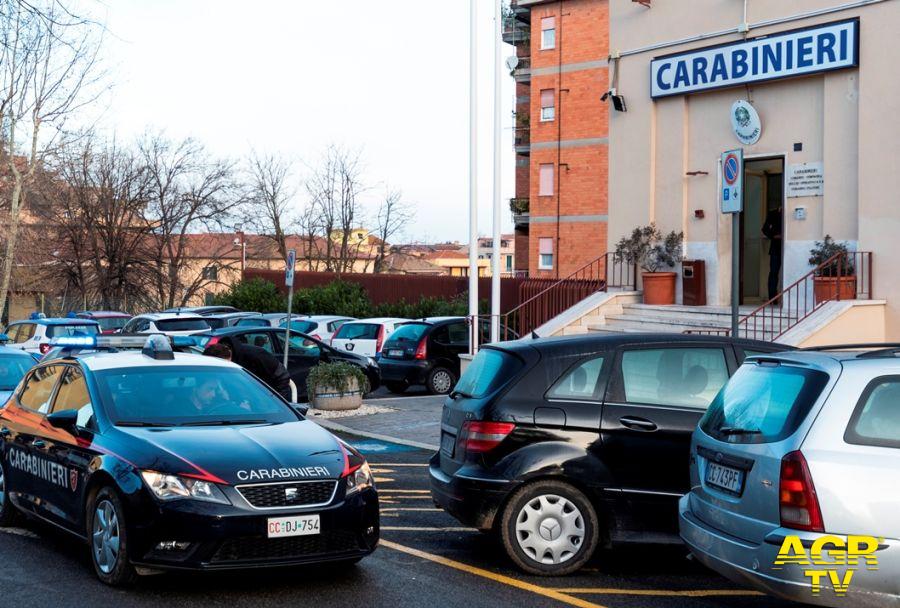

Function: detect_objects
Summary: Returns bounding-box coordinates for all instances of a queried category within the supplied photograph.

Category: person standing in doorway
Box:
[762,207,783,302]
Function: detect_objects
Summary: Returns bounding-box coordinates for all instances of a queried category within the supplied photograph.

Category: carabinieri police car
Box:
[0,335,378,585]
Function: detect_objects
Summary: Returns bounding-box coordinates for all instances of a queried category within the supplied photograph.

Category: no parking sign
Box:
[721,149,743,214]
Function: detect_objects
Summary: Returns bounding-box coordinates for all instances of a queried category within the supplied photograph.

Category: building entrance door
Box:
[740,158,784,305]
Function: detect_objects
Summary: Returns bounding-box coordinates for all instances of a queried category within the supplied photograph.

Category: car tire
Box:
[0,460,21,527]
[385,382,407,394]
[499,480,599,576]
[88,486,137,587]
[426,367,456,395]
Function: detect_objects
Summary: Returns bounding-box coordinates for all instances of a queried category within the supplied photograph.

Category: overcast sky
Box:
[95,0,516,243]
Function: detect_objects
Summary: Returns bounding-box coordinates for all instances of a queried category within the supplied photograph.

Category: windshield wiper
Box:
[719,426,762,436]
[179,419,268,427]
[115,421,173,428]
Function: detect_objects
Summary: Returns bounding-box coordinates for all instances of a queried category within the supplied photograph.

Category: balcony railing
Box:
[513,127,530,153]
[502,15,530,45]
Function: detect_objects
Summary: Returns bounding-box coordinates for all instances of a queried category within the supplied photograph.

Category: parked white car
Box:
[330,318,410,357]
[120,313,211,336]
[279,315,355,343]
[680,346,900,608]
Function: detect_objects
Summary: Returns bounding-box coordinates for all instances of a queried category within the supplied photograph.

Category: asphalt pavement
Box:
[0,430,801,608]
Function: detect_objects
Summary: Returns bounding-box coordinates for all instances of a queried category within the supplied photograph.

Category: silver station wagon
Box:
[679,346,900,608]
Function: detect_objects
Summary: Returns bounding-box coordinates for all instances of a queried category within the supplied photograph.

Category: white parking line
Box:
[381,526,476,532]
[0,527,38,539]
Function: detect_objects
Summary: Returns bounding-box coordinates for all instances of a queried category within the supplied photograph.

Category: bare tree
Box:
[373,186,414,273]
[0,0,104,320]
[140,133,241,309]
[242,151,297,262]
[305,145,368,275]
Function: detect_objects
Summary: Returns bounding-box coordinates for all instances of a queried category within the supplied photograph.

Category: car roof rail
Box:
[797,343,900,357]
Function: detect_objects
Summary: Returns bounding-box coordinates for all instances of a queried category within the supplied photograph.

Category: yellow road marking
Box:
[382,526,476,532]
[371,463,428,467]
[556,588,764,597]
[380,495,432,500]
[374,477,394,483]
[379,489,429,494]
[380,539,607,608]
[381,507,442,512]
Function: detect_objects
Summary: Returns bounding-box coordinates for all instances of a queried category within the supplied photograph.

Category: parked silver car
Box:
[680,347,900,607]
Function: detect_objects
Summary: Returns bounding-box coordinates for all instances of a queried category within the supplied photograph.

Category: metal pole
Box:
[284,284,293,370]
[731,213,740,336]
[468,0,479,354]
[490,0,502,344]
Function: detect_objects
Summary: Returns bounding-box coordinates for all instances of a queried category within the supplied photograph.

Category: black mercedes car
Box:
[0,335,379,585]
[430,333,788,576]
[193,326,381,400]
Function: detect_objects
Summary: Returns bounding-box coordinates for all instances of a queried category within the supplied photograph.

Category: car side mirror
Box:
[47,408,79,432]
[291,403,310,417]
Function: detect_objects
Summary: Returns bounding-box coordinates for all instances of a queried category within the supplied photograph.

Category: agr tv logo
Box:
[774,535,881,596]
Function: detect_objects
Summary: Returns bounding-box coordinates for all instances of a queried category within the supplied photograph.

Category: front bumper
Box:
[679,495,900,608]
[129,487,379,571]
[378,359,432,386]
[428,453,514,531]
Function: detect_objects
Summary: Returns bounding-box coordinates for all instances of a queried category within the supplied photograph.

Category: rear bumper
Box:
[679,495,900,608]
[428,453,514,530]
[379,359,432,386]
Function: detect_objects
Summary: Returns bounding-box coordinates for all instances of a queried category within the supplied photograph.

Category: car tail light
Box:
[39,343,51,354]
[375,325,385,353]
[414,338,427,360]
[311,334,321,341]
[460,421,515,454]
[205,336,220,347]
[779,450,824,532]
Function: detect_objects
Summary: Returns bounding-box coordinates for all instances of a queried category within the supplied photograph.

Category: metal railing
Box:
[513,127,530,151]
[684,251,873,341]
[476,252,636,343]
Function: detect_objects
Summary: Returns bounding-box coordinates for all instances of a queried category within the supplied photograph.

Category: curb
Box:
[314,418,440,452]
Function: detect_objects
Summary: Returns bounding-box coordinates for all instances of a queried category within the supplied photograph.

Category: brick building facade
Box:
[506,0,609,278]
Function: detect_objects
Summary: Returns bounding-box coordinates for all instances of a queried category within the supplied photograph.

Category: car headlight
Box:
[345,461,373,495]
[140,470,230,504]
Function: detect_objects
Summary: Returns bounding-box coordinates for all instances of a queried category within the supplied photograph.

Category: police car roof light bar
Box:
[142,334,174,360]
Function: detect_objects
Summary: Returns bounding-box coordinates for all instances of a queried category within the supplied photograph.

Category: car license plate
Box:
[388,349,404,357]
[267,514,320,538]
[441,432,456,457]
[705,462,744,494]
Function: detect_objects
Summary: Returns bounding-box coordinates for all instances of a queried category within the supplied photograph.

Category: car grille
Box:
[211,531,361,563]
[237,481,337,509]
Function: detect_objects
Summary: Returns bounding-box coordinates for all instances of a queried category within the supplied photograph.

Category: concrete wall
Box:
[609,1,899,336]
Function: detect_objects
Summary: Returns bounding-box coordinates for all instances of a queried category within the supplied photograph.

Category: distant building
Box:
[421,249,489,277]
[476,235,517,276]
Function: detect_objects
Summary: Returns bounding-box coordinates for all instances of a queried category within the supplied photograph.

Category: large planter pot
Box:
[311,378,363,411]
[642,272,677,305]
[813,276,857,305]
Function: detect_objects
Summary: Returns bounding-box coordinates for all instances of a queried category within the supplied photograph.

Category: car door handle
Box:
[31,439,46,449]
[619,416,658,432]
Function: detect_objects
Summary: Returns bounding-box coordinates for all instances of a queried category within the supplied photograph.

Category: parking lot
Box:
[0,430,797,608]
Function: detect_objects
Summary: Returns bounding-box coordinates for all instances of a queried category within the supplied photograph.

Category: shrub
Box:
[213,278,285,312]
[614,223,684,273]
[292,281,371,317]
[306,361,370,401]
[809,235,854,277]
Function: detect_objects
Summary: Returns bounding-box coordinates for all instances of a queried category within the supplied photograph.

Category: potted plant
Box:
[307,362,370,411]
[809,235,856,304]
[615,223,683,305]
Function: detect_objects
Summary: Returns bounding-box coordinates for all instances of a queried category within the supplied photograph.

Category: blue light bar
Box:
[50,336,97,347]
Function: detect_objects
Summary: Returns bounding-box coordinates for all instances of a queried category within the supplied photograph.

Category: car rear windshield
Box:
[95,366,297,426]
[155,318,210,331]
[453,348,524,399]
[96,317,128,331]
[283,320,317,334]
[334,323,378,340]
[46,324,100,338]
[0,355,33,390]
[700,362,830,444]
[387,323,429,344]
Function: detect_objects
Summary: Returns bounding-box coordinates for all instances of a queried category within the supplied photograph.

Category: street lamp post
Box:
[233,230,246,276]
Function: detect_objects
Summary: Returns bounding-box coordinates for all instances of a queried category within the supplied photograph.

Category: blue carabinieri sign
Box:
[651,18,859,99]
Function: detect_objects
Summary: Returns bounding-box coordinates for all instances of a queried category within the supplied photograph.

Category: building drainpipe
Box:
[555,0,564,279]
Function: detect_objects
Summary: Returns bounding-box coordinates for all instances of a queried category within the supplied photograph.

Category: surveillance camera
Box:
[232,238,241,246]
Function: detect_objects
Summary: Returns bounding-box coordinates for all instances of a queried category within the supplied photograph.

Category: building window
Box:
[202,265,218,281]
[539,163,554,196]
[505,255,513,271]
[539,238,554,270]
[540,89,555,122]
[541,17,556,50]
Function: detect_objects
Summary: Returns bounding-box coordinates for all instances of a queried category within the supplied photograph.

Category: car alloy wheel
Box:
[515,494,585,565]
[0,461,19,526]
[428,368,455,394]
[92,499,121,574]
[0,465,6,516]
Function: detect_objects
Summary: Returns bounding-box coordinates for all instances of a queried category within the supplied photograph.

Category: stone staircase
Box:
[569,302,795,341]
